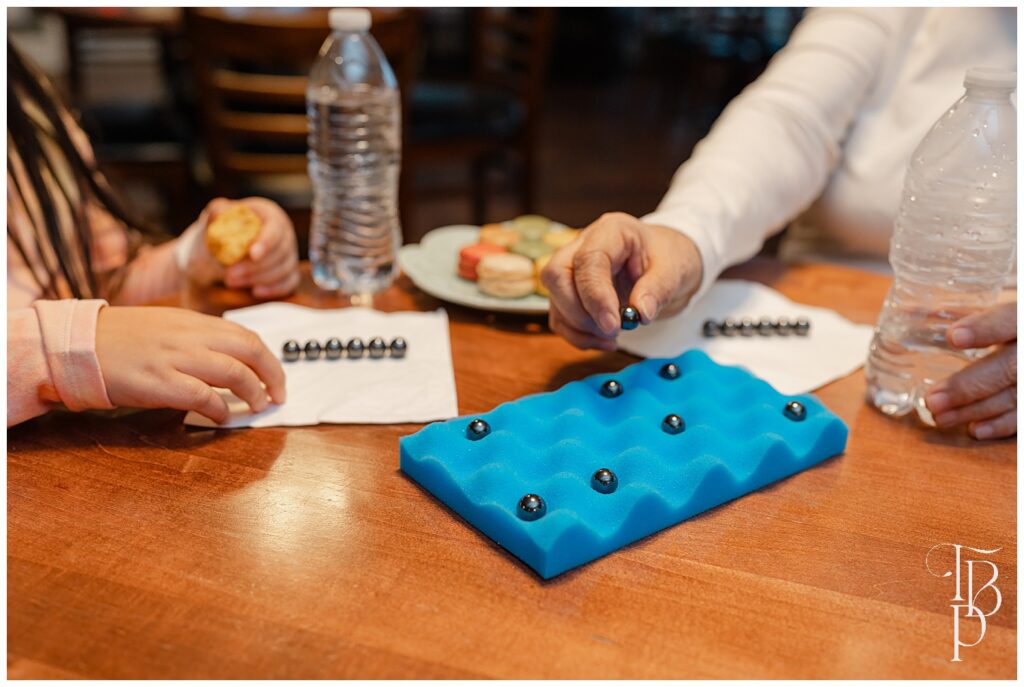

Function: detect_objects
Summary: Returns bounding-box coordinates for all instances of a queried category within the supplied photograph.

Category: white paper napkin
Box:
[617,279,875,395]
[184,303,459,428]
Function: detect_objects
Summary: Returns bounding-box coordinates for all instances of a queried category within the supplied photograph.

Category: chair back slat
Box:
[211,71,308,106]
[219,112,308,142]
[474,8,554,117]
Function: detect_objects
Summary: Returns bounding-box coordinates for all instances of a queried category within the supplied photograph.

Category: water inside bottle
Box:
[307,86,401,295]
[865,282,993,423]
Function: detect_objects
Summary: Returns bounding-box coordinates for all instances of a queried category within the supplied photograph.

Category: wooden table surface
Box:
[8,259,1016,679]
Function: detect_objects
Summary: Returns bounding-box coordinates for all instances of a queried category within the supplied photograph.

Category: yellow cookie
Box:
[206,204,263,266]
[479,223,521,248]
[542,228,580,250]
[534,253,551,297]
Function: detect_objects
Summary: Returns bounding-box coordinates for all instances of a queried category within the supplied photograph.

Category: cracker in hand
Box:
[205,204,263,266]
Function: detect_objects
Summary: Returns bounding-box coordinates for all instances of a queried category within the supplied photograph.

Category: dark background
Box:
[8,7,803,247]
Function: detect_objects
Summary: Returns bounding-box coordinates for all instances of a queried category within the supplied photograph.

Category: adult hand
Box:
[925,301,1016,440]
[95,306,287,424]
[540,212,703,350]
[182,197,300,299]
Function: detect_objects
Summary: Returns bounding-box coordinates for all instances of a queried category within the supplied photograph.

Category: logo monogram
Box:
[926,543,1002,662]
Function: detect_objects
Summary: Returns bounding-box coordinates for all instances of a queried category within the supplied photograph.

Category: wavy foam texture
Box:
[400,350,847,579]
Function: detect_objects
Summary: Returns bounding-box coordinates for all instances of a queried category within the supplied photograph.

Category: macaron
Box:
[543,228,580,250]
[510,214,552,241]
[510,240,554,261]
[534,253,552,297]
[479,223,521,248]
[458,242,507,281]
[477,253,536,299]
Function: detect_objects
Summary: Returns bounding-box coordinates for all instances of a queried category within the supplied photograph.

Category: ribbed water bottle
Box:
[307,8,402,295]
[865,67,1017,423]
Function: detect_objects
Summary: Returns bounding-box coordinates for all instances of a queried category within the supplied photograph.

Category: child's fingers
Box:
[246,216,283,262]
[224,261,253,288]
[167,373,231,425]
[249,257,297,290]
[252,271,301,299]
[205,197,234,218]
[175,352,270,414]
[208,325,287,404]
[241,198,295,262]
[248,227,296,277]
[225,256,297,291]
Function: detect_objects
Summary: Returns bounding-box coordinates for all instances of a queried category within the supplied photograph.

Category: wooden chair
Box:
[184,8,419,254]
[407,8,555,226]
[49,7,198,232]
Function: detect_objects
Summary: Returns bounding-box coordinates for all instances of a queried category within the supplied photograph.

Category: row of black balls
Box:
[703,317,810,338]
[283,336,407,361]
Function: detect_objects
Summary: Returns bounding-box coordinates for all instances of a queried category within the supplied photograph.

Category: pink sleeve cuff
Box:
[31,299,114,412]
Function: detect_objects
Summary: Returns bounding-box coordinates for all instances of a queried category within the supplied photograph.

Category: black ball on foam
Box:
[591,468,618,494]
[517,493,546,521]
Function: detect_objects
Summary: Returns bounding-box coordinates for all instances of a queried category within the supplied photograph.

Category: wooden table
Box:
[8,260,1016,679]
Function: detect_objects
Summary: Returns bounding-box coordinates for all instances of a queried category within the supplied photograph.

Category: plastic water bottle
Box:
[307,8,402,295]
[865,67,1016,423]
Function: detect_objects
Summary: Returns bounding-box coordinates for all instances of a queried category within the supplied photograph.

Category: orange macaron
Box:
[458,242,507,281]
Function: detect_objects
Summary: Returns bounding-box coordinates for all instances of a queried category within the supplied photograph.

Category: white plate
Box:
[398,225,551,315]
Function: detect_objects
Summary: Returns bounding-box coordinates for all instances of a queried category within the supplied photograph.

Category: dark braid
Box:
[6,44,162,299]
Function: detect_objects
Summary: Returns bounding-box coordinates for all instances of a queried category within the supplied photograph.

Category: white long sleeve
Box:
[643,8,910,300]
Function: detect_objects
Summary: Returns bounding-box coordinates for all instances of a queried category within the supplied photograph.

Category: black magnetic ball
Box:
[346,337,365,359]
[783,400,806,421]
[600,379,623,398]
[591,468,618,494]
[282,339,301,362]
[721,319,739,337]
[702,319,721,338]
[794,318,811,336]
[757,317,775,336]
[303,339,322,360]
[776,317,793,336]
[466,418,490,440]
[659,362,681,380]
[368,337,387,359]
[661,413,685,435]
[517,493,546,521]
[325,337,344,360]
[620,305,641,331]
[389,337,408,358]
[739,318,756,336]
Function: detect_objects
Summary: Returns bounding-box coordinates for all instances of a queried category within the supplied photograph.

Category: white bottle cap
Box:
[964,67,1016,90]
[330,8,371,32]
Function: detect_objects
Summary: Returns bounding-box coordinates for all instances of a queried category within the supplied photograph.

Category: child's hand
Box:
[95,306,286,424]
[180,197,300,299]
[213,197,300,298]
[925,301,1017,440]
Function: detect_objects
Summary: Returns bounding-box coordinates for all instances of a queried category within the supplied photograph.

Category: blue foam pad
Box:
[400,350,847,579]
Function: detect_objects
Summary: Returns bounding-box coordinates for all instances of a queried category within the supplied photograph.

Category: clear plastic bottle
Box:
[865,67,1017,423]
[307,8,402,295]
